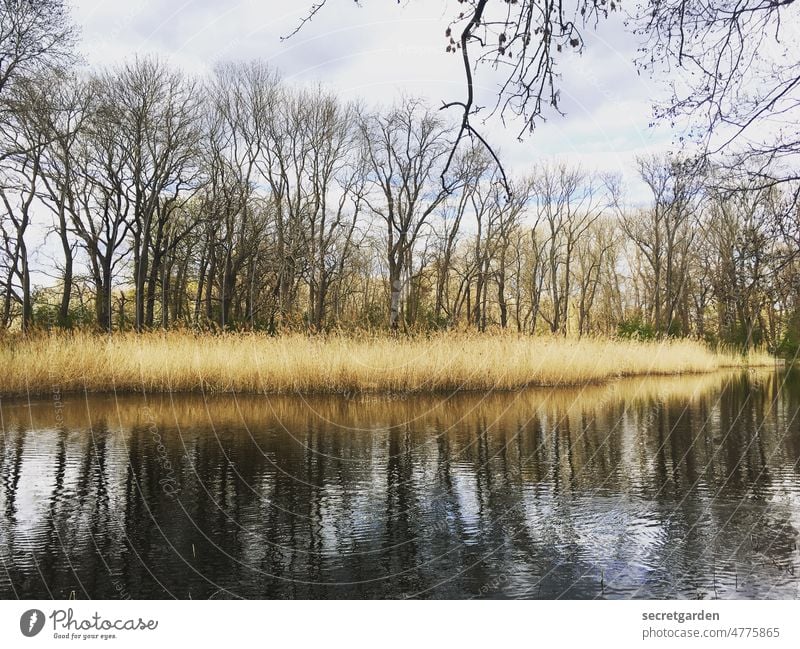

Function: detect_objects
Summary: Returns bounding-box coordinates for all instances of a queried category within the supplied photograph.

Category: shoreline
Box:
[0,332,778,399]
[0,365,782,401]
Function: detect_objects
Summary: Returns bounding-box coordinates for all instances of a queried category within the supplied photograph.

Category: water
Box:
[1,369,799,599]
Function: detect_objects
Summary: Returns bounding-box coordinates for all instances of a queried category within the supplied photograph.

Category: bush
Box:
[617,317,656,340]
[33,302,94,329]
[777,310,800,361]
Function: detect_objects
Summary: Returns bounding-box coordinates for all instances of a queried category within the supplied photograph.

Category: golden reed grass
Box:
[0,331,776,397]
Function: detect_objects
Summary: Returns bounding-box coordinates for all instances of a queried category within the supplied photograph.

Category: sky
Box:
[24,1,682,284]
[70,0,678,201]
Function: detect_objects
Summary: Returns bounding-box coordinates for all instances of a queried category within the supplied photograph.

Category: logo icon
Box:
[20,609,45,637]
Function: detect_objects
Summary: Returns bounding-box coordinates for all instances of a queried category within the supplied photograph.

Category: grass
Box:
[0,331,777,398]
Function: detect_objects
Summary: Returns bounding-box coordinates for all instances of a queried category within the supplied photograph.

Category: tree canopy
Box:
[291,1,799,193]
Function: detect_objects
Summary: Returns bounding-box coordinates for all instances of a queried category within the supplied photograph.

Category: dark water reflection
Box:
[1,369,799,599]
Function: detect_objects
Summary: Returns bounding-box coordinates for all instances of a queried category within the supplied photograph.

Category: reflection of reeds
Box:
[1,366,777,435]
[0,331,776,397]
[1,364,793,600]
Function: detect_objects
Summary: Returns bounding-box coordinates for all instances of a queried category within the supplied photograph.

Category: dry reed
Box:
[0,331,776,397]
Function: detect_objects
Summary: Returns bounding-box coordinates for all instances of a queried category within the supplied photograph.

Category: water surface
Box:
[1,369,799,599]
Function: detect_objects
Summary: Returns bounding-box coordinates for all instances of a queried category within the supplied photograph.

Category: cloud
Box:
[68,1,686,182]
[64,2,679,212]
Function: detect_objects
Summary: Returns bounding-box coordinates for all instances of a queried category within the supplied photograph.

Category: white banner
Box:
[1,600,798,649]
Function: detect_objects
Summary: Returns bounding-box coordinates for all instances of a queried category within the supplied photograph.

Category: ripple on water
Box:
[0,368,798,598]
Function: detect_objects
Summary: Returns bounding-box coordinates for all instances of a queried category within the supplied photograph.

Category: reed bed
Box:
[0,331,776,397]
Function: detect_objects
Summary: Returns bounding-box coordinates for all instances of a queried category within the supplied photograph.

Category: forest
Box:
[1,1,798,356]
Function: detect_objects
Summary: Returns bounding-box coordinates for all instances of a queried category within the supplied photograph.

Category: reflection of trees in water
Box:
[0,369,798,598]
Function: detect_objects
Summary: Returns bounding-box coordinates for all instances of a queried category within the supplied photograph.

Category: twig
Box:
[281,2,329,41]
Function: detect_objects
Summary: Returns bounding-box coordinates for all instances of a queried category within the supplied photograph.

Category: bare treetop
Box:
[288,1,799,192]
[287,1,617,196]
[638,0,799,188]
[0,0,78,96]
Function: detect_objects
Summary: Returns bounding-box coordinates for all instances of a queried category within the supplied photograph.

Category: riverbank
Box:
[0,331,777,397]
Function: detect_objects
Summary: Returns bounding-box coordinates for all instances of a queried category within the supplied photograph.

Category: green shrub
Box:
[617,317,656,340]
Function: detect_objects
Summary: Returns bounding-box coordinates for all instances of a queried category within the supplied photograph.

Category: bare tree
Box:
[68,76,135,330]
[0,0,77,98]
[705,180,783,348]
[620,155,701,335]
[532,163,608,335]
[32,73,94,327]
[0,0,77,329]
[0,75,50,330]
[291,1,799,195]
[101,57,202,331]
[361,99,454,331]
[575,217,616,335]
[638,0,800,189]
[288,1,619,191]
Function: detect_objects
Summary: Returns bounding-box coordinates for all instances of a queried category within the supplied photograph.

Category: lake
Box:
[1,368,799,599]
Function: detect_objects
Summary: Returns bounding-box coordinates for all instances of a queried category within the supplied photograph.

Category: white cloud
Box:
[69,0,677,186]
